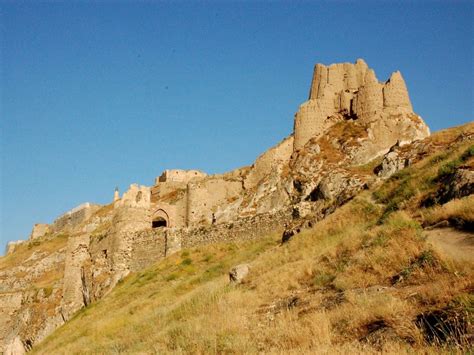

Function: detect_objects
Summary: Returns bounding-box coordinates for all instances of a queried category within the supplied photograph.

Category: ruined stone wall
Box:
[186,177,243,226]
[124,208,292,271]
[29,224,50,240]
[52,203,100,233]
[382,71,413,112]
[293,59,419,151]
[110,184,151,283]
[181,208,290,249]
[129,229,167,271]
[156,169,207,184]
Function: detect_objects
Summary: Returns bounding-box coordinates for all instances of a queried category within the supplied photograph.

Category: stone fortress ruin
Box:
[10,59,430,248]
[2,59,432,353]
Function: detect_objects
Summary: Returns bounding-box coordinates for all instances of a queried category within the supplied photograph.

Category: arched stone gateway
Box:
[152,209,170,228]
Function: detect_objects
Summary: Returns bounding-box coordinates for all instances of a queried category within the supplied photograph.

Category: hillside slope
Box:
[32,124,473,354]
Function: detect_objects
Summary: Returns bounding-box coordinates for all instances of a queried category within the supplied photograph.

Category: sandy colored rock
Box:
[29,224,49,240]
[4,336,25,355]
[229,264,250,283]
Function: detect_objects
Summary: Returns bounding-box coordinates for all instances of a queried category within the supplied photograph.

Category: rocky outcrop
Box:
[4,336,25,355]
[375,144,412,178]
[444,168,474,200]
[229,264,250,283]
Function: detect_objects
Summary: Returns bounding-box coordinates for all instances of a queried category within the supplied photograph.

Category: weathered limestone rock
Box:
[186,176,243,226]
[346,113,430,165]
[375,145,411,178]
[229,264,250,283]
[4,336,25,355]
[447,168,474,200]
[429,168,474,206]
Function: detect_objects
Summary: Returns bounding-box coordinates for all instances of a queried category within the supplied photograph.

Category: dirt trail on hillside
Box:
[425,228,474,262]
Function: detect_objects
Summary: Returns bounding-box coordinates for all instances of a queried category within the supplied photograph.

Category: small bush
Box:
[202,254,213,263]
[460,145,474,161]
[181,258,192,266]
[313,272,336,287]
[437,160,461,179]
[166,273,178,281]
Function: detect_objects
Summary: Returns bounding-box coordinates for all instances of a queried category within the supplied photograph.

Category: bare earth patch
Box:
[425,227,474,262]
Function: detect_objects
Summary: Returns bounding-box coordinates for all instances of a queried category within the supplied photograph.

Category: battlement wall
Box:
[294,59,416,151]
[52,203,101,232]
[156,169,207,184]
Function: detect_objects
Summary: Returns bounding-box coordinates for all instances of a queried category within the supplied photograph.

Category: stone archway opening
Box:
[152,217,167,228]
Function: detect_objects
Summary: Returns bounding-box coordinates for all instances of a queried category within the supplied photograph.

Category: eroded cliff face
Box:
[0,59,433,353]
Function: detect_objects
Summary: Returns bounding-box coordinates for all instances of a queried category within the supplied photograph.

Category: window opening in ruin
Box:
[152,217,167,228]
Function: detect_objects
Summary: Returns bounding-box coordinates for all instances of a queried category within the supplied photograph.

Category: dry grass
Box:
[93,203,114,217]
[422,195,474,226]
[0,233,68,272]
[31,125,474,354]
[428,122,474,146]
[33,190,473,354]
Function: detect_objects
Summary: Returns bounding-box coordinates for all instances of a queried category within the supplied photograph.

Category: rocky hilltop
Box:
[2,59,461,354]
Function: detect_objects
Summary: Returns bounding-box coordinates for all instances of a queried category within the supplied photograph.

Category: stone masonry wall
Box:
[125,208,292,272]
[186,178,243,226]
[130,229,166,272]
[52,203,100,233]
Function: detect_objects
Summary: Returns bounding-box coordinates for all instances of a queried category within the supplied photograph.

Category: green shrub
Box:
[438,160,461,179]
[181,258,192,266]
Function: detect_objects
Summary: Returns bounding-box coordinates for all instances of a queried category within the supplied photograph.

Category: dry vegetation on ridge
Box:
[32,129,473,354]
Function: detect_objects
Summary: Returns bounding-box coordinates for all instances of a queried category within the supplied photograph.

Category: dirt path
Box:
[424,227,474,262]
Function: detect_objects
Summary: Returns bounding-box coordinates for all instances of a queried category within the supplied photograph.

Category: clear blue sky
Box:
[1,1,472,253]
